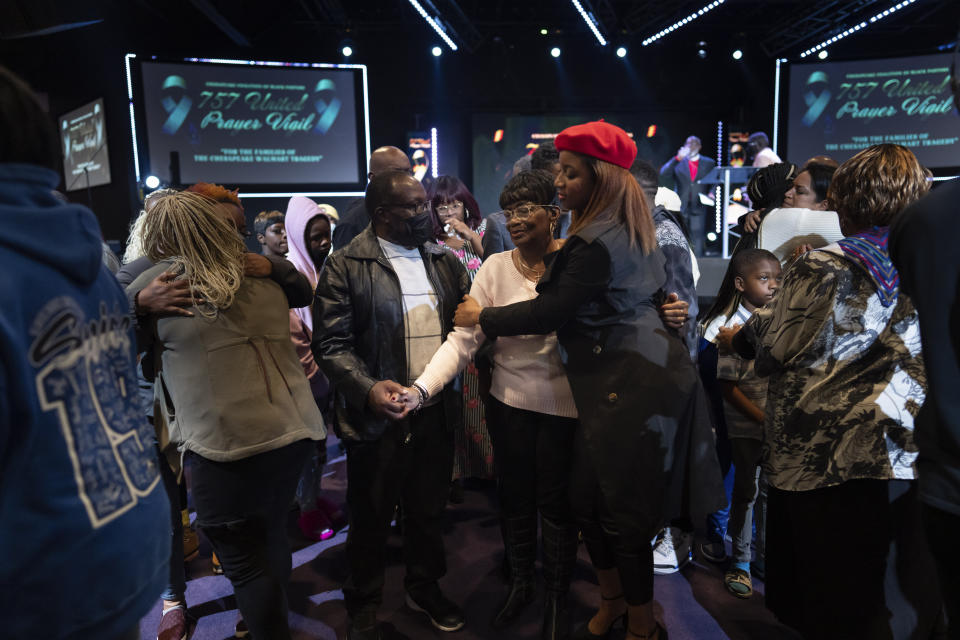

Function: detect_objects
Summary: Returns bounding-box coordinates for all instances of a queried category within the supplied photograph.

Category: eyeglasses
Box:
[503,204,559,221]
[435,201,463,215]
[386,201,431,215]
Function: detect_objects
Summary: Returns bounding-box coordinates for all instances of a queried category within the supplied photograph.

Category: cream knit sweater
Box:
[415,251,577,418]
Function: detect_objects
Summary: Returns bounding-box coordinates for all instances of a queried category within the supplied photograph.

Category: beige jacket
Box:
[129,261,325,462]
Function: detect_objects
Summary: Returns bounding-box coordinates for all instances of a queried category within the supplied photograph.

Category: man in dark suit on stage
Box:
[660,135,715,256]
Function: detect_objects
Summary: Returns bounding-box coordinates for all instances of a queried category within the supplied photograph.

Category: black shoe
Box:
[572,599,626,640]
[406,584,465,632]
[347,610,382,640]
[493,579,536,629]
[627,622,668,639]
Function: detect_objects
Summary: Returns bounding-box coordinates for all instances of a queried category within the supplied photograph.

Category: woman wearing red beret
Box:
[455,121,724,640]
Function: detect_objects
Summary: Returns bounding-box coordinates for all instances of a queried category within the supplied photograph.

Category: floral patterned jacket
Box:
[739,239,925,492]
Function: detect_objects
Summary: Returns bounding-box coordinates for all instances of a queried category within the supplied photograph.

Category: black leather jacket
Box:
[311,225,469,442]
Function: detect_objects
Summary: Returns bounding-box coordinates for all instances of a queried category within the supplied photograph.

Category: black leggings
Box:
[484,396,577,524]
[189,440,311,640]
[569,430,655,606]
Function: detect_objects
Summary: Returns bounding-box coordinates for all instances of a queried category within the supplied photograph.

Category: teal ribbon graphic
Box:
[313,78,341,134]
[161,75,192,135]
[802,71,831,127]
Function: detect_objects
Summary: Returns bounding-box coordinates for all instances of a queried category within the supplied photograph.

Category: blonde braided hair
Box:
[123,188,178,264]
[142,190,245,317]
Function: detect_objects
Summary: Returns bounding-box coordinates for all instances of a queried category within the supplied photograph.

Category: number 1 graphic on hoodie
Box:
[30,298,160,529]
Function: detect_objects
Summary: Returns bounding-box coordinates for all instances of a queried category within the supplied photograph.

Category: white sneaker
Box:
[652,527,693,575]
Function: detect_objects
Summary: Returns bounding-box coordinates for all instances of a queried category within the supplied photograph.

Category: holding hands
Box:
[367,380,411,421]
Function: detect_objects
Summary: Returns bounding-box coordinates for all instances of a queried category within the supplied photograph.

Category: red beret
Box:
[554,120,637,169]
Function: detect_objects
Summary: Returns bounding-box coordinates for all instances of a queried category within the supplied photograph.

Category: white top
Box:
[377,238,442,398]
[703,301,753,343]
[758,207,843,262]
[415,251,578,418]
[753,147,782,168]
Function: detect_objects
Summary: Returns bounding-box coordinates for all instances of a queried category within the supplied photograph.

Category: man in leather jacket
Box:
[312,170,470,640]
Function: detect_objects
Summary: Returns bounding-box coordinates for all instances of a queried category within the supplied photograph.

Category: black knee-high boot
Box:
[541,516,579,640]
[492,515,538,629]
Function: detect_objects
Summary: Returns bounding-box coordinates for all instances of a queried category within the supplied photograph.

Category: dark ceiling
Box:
[2,0,957,241]
[2,0,958,61]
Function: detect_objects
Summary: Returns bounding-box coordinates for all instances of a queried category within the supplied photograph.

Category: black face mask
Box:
[402,211,435,246]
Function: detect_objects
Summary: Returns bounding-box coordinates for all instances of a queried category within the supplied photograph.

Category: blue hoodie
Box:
[0,164,169,639]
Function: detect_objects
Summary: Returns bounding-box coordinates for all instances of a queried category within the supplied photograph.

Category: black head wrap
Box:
[746,162,798,210]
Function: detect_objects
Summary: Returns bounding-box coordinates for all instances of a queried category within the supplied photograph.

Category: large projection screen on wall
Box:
[784,53,959,169]
[130,56,370,193]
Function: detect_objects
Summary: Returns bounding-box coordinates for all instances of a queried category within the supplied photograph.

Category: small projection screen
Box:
[131,57,369,192]
[60,98,111,191]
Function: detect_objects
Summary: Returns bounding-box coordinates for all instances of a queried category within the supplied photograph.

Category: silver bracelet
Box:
[412,382,429,412]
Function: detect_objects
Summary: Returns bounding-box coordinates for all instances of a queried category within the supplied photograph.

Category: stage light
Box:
[616,46,627,58]
[407,0,459,52]
[431,46,443,57]
[646,124,657,138]
[342,46,353,57]
[570,0,607,46]
[773,58,783,153]
[818,50,828,59]
[642,0,726,46]
[493,129,504,143]
[707,232,717,242]
[540,28,549,36]
[145,175,160,189]
[431,127,439,179]
[698,48,707,59]
[125,53,141,182]
[551,47,561,58]
[716,120,723,237]
[732,49,743,60]
[799,0,916,58]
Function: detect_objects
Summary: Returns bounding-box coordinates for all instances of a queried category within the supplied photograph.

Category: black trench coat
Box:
[480,217,725,538]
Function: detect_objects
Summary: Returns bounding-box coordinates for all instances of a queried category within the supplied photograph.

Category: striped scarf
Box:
[837,226,899,307]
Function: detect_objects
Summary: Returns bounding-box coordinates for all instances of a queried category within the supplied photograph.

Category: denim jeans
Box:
[189,440,311,640]
[727,437,763,565]
[342,403,454,617]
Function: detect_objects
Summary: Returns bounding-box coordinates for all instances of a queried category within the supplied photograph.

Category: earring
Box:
[550,220,558,234]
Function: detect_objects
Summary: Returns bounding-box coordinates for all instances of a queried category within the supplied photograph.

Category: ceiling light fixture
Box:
[570,0,607,46]
[642,0,726,46]
[407,0,458,52]
[799,0,917,58]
